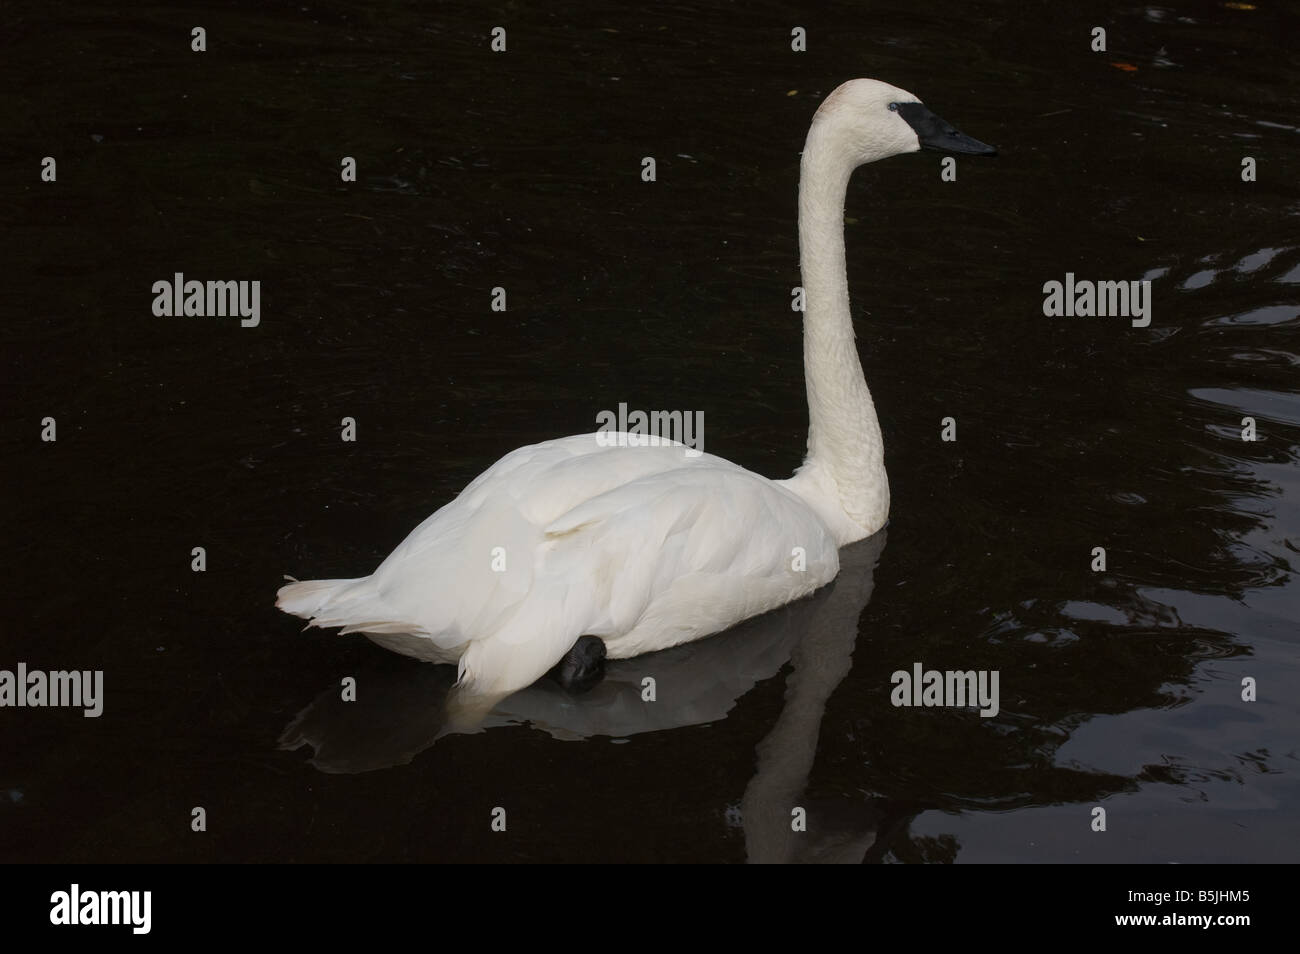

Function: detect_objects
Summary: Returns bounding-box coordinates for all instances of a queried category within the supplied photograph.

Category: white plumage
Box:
[279,436,838,695]
[278,79,993,699]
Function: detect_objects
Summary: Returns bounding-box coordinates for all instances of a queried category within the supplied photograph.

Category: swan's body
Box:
[277,79,994,697]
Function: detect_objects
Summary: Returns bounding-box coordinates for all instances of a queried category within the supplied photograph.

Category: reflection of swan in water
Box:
[742,534,881,862]
[280,532,921,861]
[276,576,839,771]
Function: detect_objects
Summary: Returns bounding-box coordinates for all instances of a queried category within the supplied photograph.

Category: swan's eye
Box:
[888,102,899,111]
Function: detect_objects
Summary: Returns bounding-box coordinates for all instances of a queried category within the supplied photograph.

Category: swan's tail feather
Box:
[276,577,358,619]
[337,619,426,636]
[277,576,431,639]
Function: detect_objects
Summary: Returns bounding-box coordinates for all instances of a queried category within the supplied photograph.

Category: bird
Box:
[276,78,995,701]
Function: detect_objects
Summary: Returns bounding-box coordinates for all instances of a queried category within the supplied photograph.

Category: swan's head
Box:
[812,78,996,166]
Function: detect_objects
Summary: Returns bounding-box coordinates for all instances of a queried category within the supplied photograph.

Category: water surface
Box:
[2,0,1298,862]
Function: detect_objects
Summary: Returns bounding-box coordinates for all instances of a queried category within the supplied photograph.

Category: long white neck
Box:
[786,121,889,542]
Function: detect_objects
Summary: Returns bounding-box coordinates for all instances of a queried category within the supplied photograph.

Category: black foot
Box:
[547,635,607,694]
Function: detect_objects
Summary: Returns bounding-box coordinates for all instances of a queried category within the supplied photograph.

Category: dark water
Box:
[3,0,1298,862]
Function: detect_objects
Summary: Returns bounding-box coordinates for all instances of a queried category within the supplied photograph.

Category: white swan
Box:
[277,78,994,698]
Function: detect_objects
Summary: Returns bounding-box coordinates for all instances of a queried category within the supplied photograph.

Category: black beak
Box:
[896,102,997,156]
